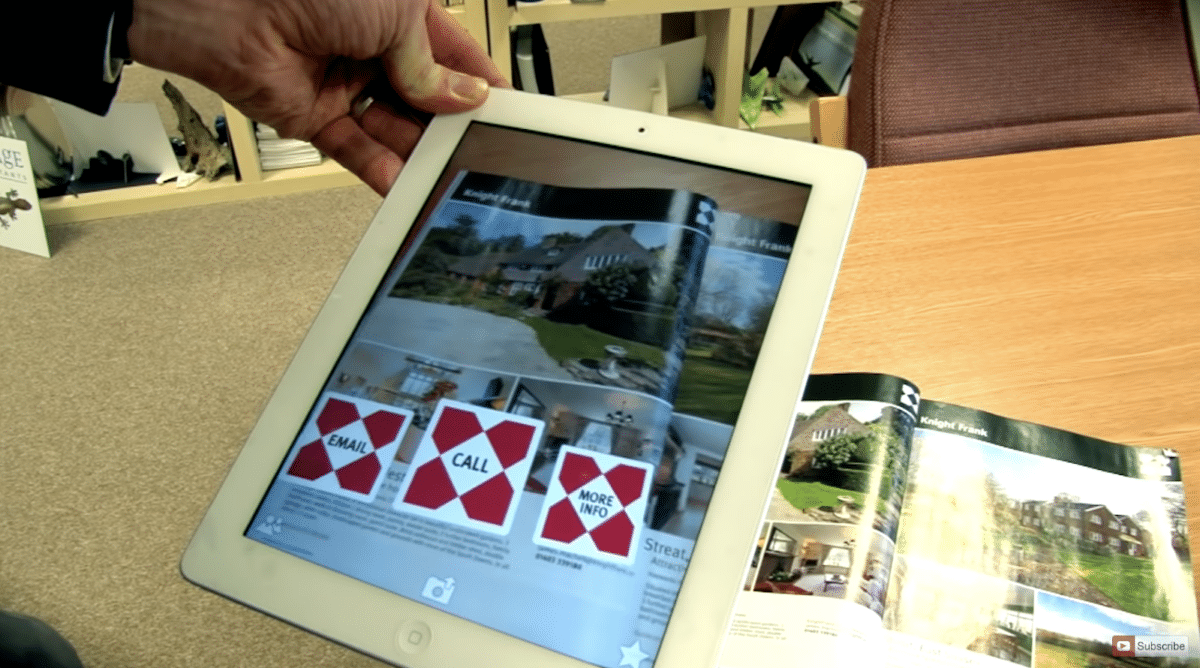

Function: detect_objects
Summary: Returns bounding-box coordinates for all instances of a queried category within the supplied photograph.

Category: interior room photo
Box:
[751,522,858,597]
[3,1,1199,667]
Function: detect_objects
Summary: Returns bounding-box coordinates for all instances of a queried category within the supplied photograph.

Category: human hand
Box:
[127,0,508,195]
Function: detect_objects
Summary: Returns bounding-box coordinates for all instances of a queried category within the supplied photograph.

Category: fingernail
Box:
[450,74,489,104]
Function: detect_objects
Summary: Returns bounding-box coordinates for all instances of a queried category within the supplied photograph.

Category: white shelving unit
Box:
[490,0,821,133]
[40,1,815,224]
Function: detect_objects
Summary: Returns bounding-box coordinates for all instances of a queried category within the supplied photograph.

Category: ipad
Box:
[182,88,865,668]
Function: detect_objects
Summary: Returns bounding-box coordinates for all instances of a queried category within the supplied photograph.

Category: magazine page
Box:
[378,169,714,409]
[245,166,805,667]
[884,400,1200,668]
[720,372,923,667]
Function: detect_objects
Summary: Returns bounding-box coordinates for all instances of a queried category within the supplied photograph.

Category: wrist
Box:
[123,0,247,90]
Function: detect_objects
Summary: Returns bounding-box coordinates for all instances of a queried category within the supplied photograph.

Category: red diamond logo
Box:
[605,464,648,507]
[284,393,413,503]
[590,511,635,556]
[431,406,484,453]
[336,454,383,494]
[362,410,407,449]
[542,498,588,543]
[317,398,360,434]
[403,459,458,509]
[486,421,537,468]
[393,399,544,535]
[532,445,653,564]
[288,440,333,480]
[559,452,603,494]
[459,474,514,525]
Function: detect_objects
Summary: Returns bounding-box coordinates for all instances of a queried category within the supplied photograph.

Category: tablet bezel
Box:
[181,88,865,668]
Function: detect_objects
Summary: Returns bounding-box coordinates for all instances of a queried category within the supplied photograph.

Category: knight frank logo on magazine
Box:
[1112,635,1190,658]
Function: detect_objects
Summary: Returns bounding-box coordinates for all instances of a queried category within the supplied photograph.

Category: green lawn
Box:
[1034,639,1153,668]
[1055,548,1182,620]
[674,355,754,424]
[1034,640,1090,668]
[521,317,664,368]
[520,319,756,425]
[776,478,865,512]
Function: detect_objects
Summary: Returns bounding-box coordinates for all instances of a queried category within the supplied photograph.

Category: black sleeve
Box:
[4,2,126,115]
[0,610,85,668]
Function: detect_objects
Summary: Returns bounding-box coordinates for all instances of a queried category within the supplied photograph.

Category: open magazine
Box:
[245,169,804,667]
[721,372,1199,668]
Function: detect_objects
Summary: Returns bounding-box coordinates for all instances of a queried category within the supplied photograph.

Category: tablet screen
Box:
[245,123,812,668]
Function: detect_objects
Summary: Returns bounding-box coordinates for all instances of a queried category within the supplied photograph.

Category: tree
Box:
[812,434,859,470]
[632,259,682,307]
[450,214,484,255]
[481,234,526,253]
[390,246,454,297]
[745,291,776,336]
[452,213,477,231]
[803,404,837,424]
[695,263,745,325]
[580,263,639,304]
[481,267,505,294]
[984,472,1010,521]
[542,231,585,246]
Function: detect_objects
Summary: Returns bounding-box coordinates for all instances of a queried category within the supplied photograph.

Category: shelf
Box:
[41,158,359,225]
[492,3,789,130]
[562,87,816,140]
[508,0,821,26]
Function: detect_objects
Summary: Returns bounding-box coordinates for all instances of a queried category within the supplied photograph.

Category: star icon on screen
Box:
[619,641,649,668]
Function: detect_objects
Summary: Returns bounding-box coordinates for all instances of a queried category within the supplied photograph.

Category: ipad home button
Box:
[397,620,432,655]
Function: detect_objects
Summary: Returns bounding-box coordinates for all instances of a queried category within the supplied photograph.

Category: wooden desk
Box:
[811,133,1200,603]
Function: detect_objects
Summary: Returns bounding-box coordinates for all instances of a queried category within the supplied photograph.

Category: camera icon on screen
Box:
[421,576,456,604]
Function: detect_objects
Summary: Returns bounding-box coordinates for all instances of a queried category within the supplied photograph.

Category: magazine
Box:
[245,169,804,668]
[721,372,1199,668]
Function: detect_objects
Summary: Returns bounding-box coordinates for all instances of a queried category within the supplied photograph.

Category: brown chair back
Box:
[847,0,1200,166]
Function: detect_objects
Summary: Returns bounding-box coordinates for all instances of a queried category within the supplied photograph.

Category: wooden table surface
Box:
[810,133,1200,600]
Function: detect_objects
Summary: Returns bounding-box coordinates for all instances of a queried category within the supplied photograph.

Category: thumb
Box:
[386,11,488,112]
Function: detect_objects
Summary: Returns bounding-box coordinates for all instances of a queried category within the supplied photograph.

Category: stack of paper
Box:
[255,124,323,170]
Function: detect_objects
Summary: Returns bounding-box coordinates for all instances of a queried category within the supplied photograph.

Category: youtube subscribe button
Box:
[1112,635,1190,658]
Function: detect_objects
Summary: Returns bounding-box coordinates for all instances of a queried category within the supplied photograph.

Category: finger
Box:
[358,99,426,167]
[384,4,489,113]
[425,4,510,88]
[309,114,405,196]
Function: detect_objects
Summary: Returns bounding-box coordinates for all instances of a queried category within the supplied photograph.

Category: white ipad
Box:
[182,88,865,668]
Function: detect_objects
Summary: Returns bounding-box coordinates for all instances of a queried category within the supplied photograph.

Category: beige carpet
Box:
[0,186,390,668]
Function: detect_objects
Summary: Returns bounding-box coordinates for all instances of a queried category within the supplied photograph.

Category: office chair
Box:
[816,0,1200,166]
